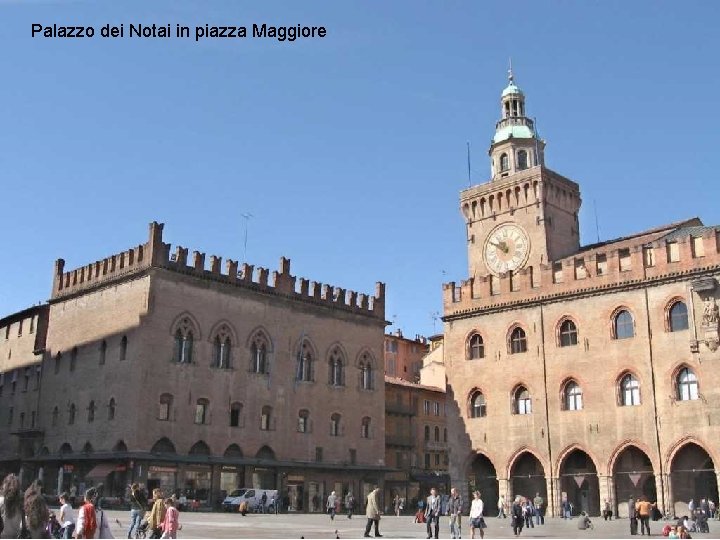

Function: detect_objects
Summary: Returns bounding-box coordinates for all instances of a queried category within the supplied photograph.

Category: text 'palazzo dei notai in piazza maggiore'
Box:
[1,69,720,518]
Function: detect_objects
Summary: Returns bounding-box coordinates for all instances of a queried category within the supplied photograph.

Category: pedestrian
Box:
[363,487,382,538]
[75,487,98,539]
[327,491,338,521]
[523,499,534,528]
[345,492,355,519]
[511,496,524,536]
[577,511,593,530]
[24,483,50,539]
[160,498,179,539]
[448,487,463,539]
[629,496,638,535]
[261,492,268,514]
[128,483,148,539]
[148,488,166,539]
[0,473,24,539]
[425,487,441,539]
[603,498,612,520]
[533,492,544,525]
[468,491,486,540]
[635,495,654,536]
[58,492,75,539]
[562,499,572,519]
[497,495,506,519]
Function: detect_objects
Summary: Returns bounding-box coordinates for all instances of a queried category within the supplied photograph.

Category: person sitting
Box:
[668,526,679,539]
[677,525,692,539]
[577,511,593,530]
[683,515,696,532]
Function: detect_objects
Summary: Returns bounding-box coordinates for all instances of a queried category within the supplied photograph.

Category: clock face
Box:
[483,223,530,275]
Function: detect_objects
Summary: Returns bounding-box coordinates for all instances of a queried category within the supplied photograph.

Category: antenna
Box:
[240,212,254,262]
[467,142,472,186]
[533,117,540,167]
[593,199,601,243]
[431,311,440,333]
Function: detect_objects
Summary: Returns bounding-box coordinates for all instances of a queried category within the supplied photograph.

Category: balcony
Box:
[385,402,417,416]
[386,434,415,448]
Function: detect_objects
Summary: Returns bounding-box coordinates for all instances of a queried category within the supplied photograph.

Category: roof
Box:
[576,218,703,255]
[657,225,720,243]
[384,375,444,393]
[502,82,523,97]
[493,124,535,144]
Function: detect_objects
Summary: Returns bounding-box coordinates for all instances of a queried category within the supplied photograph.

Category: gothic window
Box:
[619,373,640,406]
[676,367,698,401]
[68,403,76,425]
[230,402,242,427]
[87,400,96,423]
[172,317,196,364]
[52,406,59,427]
[330,413,341,436]
[509,327,527,354]
[211,325,233,369]
[195,398,209,424]
[614,309,635,339]
[120,336,128,361]
[467,333,484,360]
[250,330,270,374]
[260,406,272,431]
[424,425,430,441]
[563,381,583,411]
[434,426,440,442]
[500,153,510,172]
[559,319,578,347]
[108,398,116,421]
[469,391,486,418]
[297,409,309,433]
[296,340,314,382]
[513,386,532,415]
[669,301,689,332]
[328,347,345,386]
[361,417,371,438]
[359,353,374,390]
[517,150,528,170]
[158,393,173,421]
[99,340,107,365]
[70,347,78,372]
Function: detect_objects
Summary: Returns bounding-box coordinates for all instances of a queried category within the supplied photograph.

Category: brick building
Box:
[383,330,428,383]
[443,71,720,517]
[0,221,387,510]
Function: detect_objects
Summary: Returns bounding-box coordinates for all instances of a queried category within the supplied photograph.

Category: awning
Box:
[85,463,118,478]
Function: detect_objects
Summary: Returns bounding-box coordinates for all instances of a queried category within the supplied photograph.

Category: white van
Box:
[222,488,279,512]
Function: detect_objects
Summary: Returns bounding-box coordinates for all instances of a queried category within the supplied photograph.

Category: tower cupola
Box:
[489,65,545,180]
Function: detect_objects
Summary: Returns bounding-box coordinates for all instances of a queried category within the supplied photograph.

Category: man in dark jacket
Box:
[628,496,637,535]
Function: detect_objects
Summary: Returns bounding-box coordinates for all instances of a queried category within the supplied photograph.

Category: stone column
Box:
[498,477,510,516]
[57,467,64,497]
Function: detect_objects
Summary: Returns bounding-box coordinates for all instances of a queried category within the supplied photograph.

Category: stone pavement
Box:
[99,511,717,539]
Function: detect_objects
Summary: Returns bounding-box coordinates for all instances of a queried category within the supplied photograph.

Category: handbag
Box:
[18,513,31,539]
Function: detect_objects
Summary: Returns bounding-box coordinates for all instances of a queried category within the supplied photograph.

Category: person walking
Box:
[510,496,524,537]
[523,499,534,528]
[603,498,613,520]
[628,496,638,535]
[75,487,98,539]
[160,498,179,539]
[148,488,166,539]
[23,483,50,539]
[363,487,382,538]
[636,496,654,536]
[128,483,148,539]
[58,492,75,539]
[448,488,463,539]
[393,494,401,517]
[497,495,506,519]
[468,491,486,540]
[345,492,355,519]
[327,491,338,521]
[0,474,24,539]
[533,493,544,525]
[425,488,441,539]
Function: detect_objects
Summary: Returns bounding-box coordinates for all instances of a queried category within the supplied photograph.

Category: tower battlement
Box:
[52,222,385,320]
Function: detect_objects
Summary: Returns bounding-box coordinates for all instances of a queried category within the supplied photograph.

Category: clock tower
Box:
[461,68,582,278]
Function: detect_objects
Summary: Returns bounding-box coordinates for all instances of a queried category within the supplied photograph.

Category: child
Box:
[160,498,179,539]
[577,511,593,530]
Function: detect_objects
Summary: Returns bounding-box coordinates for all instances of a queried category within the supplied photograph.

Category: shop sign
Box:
[149,466,177,473]
[63,465,74,473]
[187,465,211,471]
[115,465,127,472]
[222,466,238,472]
[287,475,304,482]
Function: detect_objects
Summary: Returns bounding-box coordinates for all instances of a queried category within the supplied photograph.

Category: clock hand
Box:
[490,240,509,253]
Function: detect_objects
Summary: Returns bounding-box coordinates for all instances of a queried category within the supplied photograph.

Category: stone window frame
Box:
[248,327,272,375]
[616,371,642,407]
[194,398,209,425]
[330,412,342,437]
[466,331,485,360]
[673,364,699,402]
[468,388,487,418]
[158,393,173,421]
[357,350,376,391]
[327,344,346,387]
[611,306,636,340]
[507,324,528,355]
[664,297,689,333]
[556,316,579,348]
[171,314,200,364]
[511,383,532,415]
[295,338,317,383]
[209,321,236,370]
[560,378,583,411]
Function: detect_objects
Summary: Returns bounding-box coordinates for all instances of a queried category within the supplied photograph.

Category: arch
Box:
[468,389,487,418]
[169,311,202,340]
[330,412,342,436]
[327,343,346,387]
[557,317,579,347]
[508,449,548,503]
[357,349,376,390]
[557,446,600,516]
[82,442,93,454]
[466,332,485,360]
[255,445,276,460]
[245,325,274,351]
[668,440,718,514]
[617,370,642,406]
[611,307,635,340]
[248,327,272,374]
[151,437,177,454]
[59,442,73,455]
[39,446,50,456]
[189,440,211,456]
[561,379,583,411]
[673,364,699,401]
[517,149,528,170]
[208,319,239,345]
[172,314,198,364]
[295,337,317,382]
[113,440,127,452]
[610,443,657,517]
[468,452,499,510]
[507,324,528,354]
[511,384,532,414]
[210,321,235,369]
[665,298,689,332]
[224,443,243,458]
[500,153,509,172]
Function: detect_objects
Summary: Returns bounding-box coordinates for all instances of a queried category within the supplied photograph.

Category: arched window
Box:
[509,327,527,354]
[296,341,313,382]
[559,319,578,347]
[230,402,243,428]
[68,403,76,425]
[360,354,374,390]
[614,310,634,339]
[469,391,486,418]
[328,347,345,386]
[424,425,430,441]
[195,398,209,424]
[120,335,128,361]
[669,301,689,332]
[434,426,440,442]
[500,153,510,172]
[108,398,116,421]
[172,317,196,363]
[87,400,95,422]
[250,331,269,374]
[99,340,107,365]
[517,150,528,170]
[211,325,233,369]
[513,386,532,415]
[467,333,484,360]
[330,413,341,436]
[677,367,698,401]
[563,381,583,411]
[54,353,62,374]
[261,406,272,431]
[297,409,309,433]
[620,373,640,406]
[52,406,59,427]
[158,393,173,421]
[361,417,371,438]
[70,347,78,372]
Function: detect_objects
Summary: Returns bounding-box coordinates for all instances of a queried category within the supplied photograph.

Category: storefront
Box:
[182,465,212,505]
[147,465,178,497]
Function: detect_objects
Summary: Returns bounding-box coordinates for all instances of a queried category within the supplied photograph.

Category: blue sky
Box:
[1,1,719,337]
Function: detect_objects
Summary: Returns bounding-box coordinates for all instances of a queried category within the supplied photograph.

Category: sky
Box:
[1,1,719,338]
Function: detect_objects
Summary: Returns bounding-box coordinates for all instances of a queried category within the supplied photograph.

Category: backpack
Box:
[82,503,97,538]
